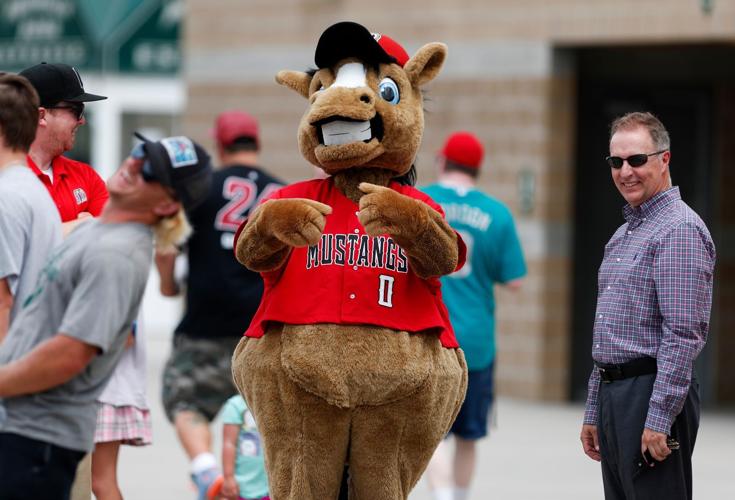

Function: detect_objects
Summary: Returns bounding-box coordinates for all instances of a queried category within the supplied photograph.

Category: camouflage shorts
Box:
[161,335,241,422]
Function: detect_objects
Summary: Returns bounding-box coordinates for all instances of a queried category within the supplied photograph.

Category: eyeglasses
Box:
[605,150,667,169]
[47,102,85,121]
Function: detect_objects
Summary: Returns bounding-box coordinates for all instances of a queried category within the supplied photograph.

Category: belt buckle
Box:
[598,367,612,383]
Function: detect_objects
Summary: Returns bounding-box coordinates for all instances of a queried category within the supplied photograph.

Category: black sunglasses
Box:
[130,142,178,199]
[48,102,85,121]
[605,150,667,169]
[130,143,158,183]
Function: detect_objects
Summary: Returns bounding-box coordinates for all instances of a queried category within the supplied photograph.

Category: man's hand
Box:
[62,212,93,238]
[580,424,601,461]
[641,428,671,463]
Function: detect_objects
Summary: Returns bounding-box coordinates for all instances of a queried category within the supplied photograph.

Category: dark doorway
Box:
[570,45,735,403]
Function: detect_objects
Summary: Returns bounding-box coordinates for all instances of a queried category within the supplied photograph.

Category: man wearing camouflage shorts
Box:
[156,110,283,499]
[162,336,240,423]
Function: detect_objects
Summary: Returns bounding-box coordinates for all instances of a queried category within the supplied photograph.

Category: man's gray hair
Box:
[610,112,670,151]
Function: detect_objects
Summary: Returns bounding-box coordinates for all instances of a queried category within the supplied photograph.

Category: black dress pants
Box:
[597,374,699,500]
[0,432,85,500]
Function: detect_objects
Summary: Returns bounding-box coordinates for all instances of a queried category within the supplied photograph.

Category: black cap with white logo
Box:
[134,132,212,213]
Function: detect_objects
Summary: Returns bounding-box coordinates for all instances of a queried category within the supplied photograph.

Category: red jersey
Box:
[27,155,109,222]
[239,178,466,348]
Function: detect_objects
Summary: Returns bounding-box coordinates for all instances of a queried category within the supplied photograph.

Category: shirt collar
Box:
[26,154,68,179]
[623,186,680,223]
[438,180,475,197]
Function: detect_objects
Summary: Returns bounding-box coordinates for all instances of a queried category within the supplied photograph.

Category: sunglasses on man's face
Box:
[605,150,667,169]
[48,102,85,121]
[130,143,158,183]
[130,143,178,201]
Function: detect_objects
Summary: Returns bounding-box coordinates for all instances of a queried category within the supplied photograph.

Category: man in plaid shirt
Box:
[580,112,715,500]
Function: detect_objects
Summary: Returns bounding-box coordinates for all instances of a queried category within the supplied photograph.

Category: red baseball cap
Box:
[314,21,409,69]
[440,131,484,170]
[213,110,259,148]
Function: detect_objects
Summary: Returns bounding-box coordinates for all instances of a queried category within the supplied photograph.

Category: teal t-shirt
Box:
[221,395,269,499]
[421,183,527,370]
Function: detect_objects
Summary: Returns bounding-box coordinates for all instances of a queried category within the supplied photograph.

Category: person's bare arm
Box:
[0,278,12,344]
[221,423,241,499]
[501,277,523,292]
[0,334,98,397]
[61,212,93,238]
[154,250,180,296]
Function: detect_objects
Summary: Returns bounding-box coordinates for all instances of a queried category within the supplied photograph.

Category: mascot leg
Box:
[232,332,351,500]
[347,346,467,500]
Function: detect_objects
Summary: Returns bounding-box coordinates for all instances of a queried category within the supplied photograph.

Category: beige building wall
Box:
[185,0,735,401]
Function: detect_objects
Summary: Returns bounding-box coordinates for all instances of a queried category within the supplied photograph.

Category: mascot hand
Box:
[357,182,423,238]
[260,198,332,247]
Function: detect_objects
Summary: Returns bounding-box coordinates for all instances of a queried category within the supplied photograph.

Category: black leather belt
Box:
[596,357,657,383]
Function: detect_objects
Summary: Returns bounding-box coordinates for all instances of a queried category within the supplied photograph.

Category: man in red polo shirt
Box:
[19,63,109,236]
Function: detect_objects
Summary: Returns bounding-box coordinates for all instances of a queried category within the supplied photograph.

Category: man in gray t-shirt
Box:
[0,166,62,334]
[0,133,211,500]
[0,73,61,428]
[0,73,61,344]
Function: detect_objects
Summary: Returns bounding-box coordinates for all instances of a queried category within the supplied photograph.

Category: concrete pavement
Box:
[116,331,734,500]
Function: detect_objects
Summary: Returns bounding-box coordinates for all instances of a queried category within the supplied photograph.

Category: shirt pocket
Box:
[615,247,658,323]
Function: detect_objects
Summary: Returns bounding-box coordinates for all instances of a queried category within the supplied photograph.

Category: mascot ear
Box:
[276,70,313,99]
[404,42,447,87]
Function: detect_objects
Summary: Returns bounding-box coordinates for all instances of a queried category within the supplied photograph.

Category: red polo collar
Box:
[26,155,68,180]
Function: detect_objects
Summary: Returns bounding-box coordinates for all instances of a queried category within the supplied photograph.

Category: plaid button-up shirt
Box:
[583,187,715,433]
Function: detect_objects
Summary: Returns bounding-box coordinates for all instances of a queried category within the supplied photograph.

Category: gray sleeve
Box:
[59,249,145,353]
[0,204,25,295]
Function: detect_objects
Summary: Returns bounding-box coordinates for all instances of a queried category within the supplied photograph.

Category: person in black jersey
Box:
[155,110,283,500]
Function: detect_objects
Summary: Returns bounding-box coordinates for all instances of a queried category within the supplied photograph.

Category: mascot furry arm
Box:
[232,21,467,500]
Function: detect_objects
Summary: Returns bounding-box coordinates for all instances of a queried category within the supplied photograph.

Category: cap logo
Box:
[161,137,198,168]
[71,66,84,90]
[372,33,382,42]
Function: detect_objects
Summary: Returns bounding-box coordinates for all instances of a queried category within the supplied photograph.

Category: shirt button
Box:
[596,344,600,348]
[349,293,356,299]
[616,258,621,262]
[355,211,360,216]
[352,265,358,271]
[643,217,647,221]
[598,314,603,319]
[627,230,632,235]
[607,286,611,290]
[354,229,359,234]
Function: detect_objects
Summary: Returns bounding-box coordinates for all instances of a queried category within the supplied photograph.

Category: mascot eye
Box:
[378,78,400,105]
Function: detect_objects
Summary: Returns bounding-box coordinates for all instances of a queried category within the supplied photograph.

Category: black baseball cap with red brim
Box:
[314,21,409,69]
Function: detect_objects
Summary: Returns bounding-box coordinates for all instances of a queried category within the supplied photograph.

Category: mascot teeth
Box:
[321,120,371,146]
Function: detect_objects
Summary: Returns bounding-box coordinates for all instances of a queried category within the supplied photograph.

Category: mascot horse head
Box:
[276,21,447,194]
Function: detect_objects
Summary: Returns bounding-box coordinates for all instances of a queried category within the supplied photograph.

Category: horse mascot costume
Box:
[232,21,468,500]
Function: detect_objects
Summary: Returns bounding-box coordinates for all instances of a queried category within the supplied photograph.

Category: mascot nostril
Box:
[232,20,468,500]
